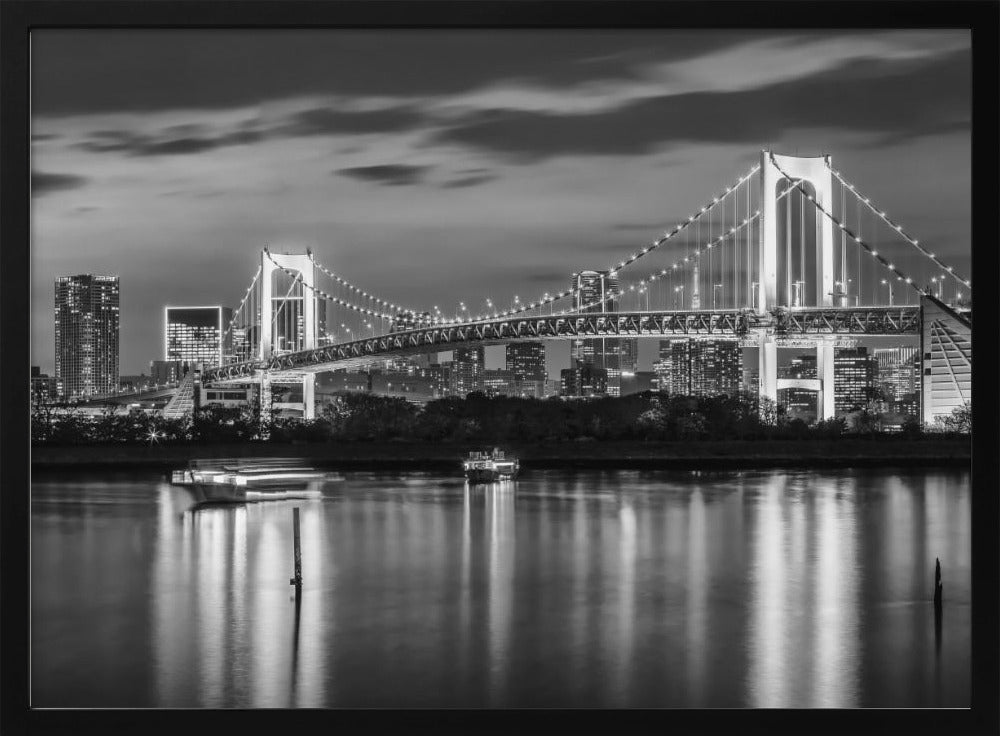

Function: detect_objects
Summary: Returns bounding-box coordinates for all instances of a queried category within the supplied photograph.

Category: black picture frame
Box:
[2,2,997,734]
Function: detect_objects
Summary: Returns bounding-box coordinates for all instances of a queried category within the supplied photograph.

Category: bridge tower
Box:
[757,152,838,418]
[258,248,318,420]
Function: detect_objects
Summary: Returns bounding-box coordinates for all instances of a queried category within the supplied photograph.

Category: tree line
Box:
[30,391,970,445]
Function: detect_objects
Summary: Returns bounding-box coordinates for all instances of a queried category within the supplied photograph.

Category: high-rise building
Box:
[164,306,233,369]
[450,346,485,396]
[569,270,635,397]
[55,274,120,399]
[653,341,674,393]
[873,346,919,400]
[834,346,877,415]
[482,369,515,397]
[506,341,547,398]
[560,363,608,398]
[661,339,742,397]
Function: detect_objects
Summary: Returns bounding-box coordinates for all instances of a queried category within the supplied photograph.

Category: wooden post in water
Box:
[933,557,943,608]
[290,507,302,588]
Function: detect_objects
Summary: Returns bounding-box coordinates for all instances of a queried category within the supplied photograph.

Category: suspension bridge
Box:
[85,150,974,425]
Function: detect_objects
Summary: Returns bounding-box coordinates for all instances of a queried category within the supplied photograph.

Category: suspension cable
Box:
[769,153,929,297]
[827,165,971,288]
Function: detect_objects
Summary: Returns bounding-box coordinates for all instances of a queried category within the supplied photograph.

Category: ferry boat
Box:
[170,458,331,504]
[463,448,519,484]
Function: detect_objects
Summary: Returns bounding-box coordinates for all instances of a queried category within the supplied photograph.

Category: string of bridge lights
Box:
[561,181,821,313]
[270,170,767,333]
[459,163,763,323]
[769,153,958,297]
[307,251,415,314]
[825,164,971,289]
[266,255,400,322]
[549,205,774,316]
[221,264,262,340]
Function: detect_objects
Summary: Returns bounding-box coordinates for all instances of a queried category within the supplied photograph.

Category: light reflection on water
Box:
[31,468,971,708]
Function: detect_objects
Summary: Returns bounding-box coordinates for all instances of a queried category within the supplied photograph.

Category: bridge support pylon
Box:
[815,339,836,422]
[758,151,836,312]
[758,333,778,414]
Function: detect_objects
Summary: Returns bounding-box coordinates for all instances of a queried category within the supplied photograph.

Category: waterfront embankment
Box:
[30,437,971,473]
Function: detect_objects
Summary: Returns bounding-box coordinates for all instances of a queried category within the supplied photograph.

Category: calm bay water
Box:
[31,467,970,708]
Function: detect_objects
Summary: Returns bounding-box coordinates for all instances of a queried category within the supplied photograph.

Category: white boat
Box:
[463,448,519,484]
[170,458,332,504]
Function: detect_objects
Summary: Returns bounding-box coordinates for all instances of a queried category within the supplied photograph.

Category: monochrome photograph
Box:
[22,19,981,714]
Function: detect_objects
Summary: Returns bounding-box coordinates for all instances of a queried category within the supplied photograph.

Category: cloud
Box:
[335,164,430,186]
[31,30,753,116]
[73,103,425,158]
[277,106,426,136]
[76,127,262,157]
[439,173,496,188]
[32,171,88,197]
[428,48,970,160]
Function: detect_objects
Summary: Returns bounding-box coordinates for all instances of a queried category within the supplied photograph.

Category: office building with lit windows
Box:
[834,346,877,415]
[560,363,608,398]
[164,306,233,369]
[506,341,547,398]
[660,339,742,397]
[570,270,636,397]
[873,346,919,401]
[55,274,120,399]
[450,346,485,396]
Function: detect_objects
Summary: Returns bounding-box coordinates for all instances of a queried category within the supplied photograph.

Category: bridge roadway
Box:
[203,306,921,385]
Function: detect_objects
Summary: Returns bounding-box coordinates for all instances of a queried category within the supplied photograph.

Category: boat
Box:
[462,448,519,484]
[170,458,331,504]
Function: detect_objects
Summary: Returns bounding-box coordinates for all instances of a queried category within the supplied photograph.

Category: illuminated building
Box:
[662,339,743,397]
[560,363,608,398]
[834,346,877,415]
[570,270,636,397]
[920,295,972,425]
[506,341,547,398]
[451,346,485,396]
[164,306,233,369]
[55,274,120,399]
[873,346,919,400]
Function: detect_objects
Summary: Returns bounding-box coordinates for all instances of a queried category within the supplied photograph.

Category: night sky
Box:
[31,30,971,375]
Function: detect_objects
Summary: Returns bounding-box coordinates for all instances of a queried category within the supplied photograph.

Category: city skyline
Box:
[31,29,970,375]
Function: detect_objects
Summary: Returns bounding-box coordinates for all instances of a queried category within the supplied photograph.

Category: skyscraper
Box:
[451,346,485,396]
[652,341,674,392]
[506,341,547,398]
[661,339,743,397]
[570,270,635,397]
[834,346,877,415]
[54,274,120,399]
[873,346,919,400]
[164,306,233,369]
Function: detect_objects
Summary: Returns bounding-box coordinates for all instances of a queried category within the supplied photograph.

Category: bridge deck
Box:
[203,307,921,384]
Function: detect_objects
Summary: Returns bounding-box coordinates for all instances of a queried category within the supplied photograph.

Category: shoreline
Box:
[30,438,971,473]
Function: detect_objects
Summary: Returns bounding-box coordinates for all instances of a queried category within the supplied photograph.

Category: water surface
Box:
[31,467,971,708]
